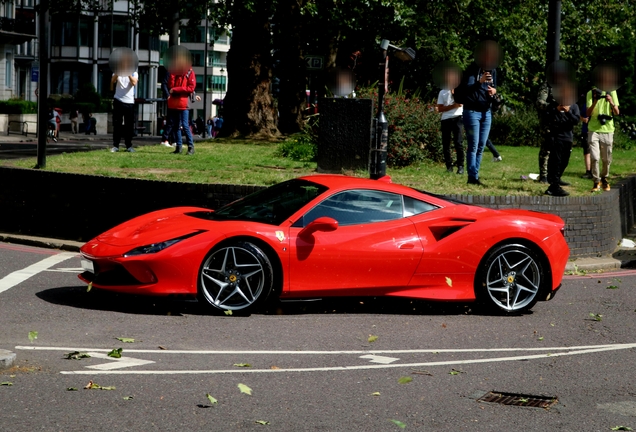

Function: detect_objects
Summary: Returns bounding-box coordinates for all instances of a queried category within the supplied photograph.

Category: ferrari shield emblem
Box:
[275,231,285,242]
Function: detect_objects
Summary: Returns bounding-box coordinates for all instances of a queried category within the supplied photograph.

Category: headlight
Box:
[123,231,204,257]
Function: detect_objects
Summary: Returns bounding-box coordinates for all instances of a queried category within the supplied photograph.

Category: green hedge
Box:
[0,99,38,114]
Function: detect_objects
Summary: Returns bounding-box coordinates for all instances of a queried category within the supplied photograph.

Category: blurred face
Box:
[433,61,462,90]
[109,47,138,76]
[553,81,577,106]
[475,40,501,70]
[165,45,193,74]
[595,65,618,92]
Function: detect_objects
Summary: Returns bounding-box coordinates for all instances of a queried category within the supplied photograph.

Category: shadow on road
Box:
[36,286,527,317]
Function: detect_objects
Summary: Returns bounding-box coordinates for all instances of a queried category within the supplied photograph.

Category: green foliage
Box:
[72,83,103,114]
[490,107,541,147]
[276,115,318,162]
[0,99,38,114]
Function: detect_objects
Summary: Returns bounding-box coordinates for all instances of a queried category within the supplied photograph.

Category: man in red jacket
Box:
[166,48,196,155]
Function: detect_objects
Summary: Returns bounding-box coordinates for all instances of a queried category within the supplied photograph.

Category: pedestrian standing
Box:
[110,50,138,153]
[436,65,464,174]
[207,116,215,139]
[579,98,592,179]
[166,47,196,155]
[69,108,79,134]
[587,65,620,192]
[213,115,223,138]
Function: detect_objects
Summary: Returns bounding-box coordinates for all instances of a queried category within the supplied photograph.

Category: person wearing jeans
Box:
[463,109,492,183]
[166,47,196,155]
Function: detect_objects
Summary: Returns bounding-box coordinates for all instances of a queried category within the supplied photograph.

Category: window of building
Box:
[5,53,13,88]
[191,50,204,67]
[207,75,226,92]
[195,75,203,92]
[207,51,226,68]
[4,1,14,19]
[180,26,205,43]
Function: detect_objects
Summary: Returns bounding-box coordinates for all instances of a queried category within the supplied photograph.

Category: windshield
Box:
[193,179,328,225]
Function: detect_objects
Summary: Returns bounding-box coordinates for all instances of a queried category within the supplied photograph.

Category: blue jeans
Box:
[207,124,213,138]
[463,109,492,180]
[171,109,194,149]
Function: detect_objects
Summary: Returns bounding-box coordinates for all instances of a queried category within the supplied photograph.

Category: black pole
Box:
[35,0,50,169]
[202,12,209,137]
[370,41,388,180]
[546,0,561,69]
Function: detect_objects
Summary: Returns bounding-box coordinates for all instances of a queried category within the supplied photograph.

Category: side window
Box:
[403,196,438,216]
[301,190,404,226]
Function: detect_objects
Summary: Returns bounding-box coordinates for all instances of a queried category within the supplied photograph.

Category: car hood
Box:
[95,207,211,247]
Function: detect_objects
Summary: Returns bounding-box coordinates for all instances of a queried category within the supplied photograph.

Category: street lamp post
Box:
[202,15,209,137]
[369,39,415,180]
[546,0,562,69]
[35,0,50,169]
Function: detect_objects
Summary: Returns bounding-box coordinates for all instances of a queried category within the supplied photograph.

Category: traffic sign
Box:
[31,66,39,82]
[305,56,324,70]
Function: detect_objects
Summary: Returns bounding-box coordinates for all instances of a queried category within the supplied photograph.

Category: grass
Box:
[3,138,634,196]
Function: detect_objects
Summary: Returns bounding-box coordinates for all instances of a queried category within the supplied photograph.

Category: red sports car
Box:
[79,175,569,314]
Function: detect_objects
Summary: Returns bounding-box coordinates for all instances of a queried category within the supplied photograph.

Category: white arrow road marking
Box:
[360,354,400,364]
[84,352,155,371]
[15,343,636,375]
[0,252,77,294]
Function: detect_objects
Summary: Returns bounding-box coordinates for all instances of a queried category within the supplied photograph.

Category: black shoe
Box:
[187,148,195,155]
[467,178,484,186]
[558,179,571,186]
[446,167,453,173]
[538,176,549,184]
[581,171,593,179]
[545,186,570,197]
[457,166,464,175]
[172,147,182,154]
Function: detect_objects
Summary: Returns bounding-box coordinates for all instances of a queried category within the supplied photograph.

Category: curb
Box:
[565,258,622,273]
[0,349,16,370]
[0,233,83,252]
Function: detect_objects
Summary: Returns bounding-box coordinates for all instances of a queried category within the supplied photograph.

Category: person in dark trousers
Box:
[436,66,464,174]
[214,115,224,137]
[544,82,580,196]
[160,71,177,147]
[485,139,502,161]
[110,53,138,152]
[579,99,592,178]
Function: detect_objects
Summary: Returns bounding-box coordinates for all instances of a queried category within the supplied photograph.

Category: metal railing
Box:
[7,120,37,137]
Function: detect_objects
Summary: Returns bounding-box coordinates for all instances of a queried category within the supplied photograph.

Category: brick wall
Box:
[0,166,633,257]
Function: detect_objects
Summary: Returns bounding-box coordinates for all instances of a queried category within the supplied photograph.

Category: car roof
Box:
[298,174,453,207]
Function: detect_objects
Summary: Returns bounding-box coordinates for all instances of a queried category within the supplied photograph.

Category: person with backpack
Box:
[455,40,501,186]
[165,47,196,155]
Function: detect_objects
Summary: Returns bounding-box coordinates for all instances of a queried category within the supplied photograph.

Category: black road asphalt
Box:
[1,242,636,431]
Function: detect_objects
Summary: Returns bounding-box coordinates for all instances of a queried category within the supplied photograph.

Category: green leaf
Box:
[28,331,38,343]
[449,369,464,375]
[238,383,252,395]
[0,382,13,386]
[518,397,529,403]
[66,387,78,391]
[99,386,116,391]
[233,363,252,368]
[611,427,633,431]
[206,393,218,405]
[538,337,544,341]
[371,392,381,396]
[607,285,619,290]
[368,335,378,343]
[255,420,270,425]
[590,313,603,321]
[64,351,91,360]
[224,310,233,316]
[123,396,134,400]
[116,338,135,343]
[390,419,406,429]
[87,282,92,292]
[398,376,412,384]
[107,348,123,358]
[445,277,453,287]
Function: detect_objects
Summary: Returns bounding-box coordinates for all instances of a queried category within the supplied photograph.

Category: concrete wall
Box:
[0,166,633,257]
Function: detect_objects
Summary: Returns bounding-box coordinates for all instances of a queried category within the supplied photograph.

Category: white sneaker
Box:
[160,141,171,147]
[493,156,502,162]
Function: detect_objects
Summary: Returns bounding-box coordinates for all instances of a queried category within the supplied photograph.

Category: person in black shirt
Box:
[545,81,580,196]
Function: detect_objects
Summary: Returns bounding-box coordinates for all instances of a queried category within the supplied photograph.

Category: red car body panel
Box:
[79,175,569,304]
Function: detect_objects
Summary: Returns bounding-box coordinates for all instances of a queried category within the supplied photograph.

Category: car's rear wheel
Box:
[198,241,274,314]
[476,243,545,313]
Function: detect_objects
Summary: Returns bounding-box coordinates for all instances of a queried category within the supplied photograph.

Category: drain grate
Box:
[477,391,558,409]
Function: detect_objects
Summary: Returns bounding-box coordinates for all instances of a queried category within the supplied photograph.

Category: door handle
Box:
[399,243,415,250]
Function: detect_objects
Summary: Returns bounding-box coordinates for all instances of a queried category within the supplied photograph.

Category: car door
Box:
[287,189,424,296]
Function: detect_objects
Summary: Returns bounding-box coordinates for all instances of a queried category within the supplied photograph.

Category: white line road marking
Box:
[360,354,400,364]
[0,252,77,294]
[14,343,636,375]
[44,267,84,273]
[84,352,155,371]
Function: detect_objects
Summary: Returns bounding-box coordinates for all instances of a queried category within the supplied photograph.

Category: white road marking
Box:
[84,352,155,371]
[360,354,400,364]
[0,252,77,294]
[44,267,84,273]
[14,343,636,375]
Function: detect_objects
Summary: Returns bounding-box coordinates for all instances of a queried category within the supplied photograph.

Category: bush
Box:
[276,115,318,162]
[356,88,443,167]
[73,83,102,114]
[489,106,541,147]
[0,99,37,114]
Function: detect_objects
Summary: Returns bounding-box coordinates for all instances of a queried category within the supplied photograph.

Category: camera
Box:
[597,114,613,125]
[592,88,605,100]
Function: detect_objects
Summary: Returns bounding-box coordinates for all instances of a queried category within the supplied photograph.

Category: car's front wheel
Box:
[475,243,545,313]
[198,241,274,314]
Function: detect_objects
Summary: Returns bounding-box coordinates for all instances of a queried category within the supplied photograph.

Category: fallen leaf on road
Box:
[371,392,381,396]
[611,427,633,431]
[158,346,167,350]
[224,310,233,316]
[66,387,78,391]
[64,351,91,360]
[538,337,544,341]
[238,383,252,395]
[1,382,13,386]
[116,338,135,343]
[270,366,280,370]
[107,348,123,358]
[254,420,270,425]
[123,396,134,400]
[28,331,38,343]
[233,363,252,368]
[398,376,413,384]
[390,419,406,429]
[589,313,603,321]
[206,393,218,405]
[84,381,115,390]
[607,285,619,290]
[368,335,378,343]
[411,370,433,376]
[449,369,465,375]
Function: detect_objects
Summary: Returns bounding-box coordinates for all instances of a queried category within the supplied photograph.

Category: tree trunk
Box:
[221,4,279,138]
[274,0,307,135]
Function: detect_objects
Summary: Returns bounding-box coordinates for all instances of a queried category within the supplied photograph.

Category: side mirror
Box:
[299,217,338,237]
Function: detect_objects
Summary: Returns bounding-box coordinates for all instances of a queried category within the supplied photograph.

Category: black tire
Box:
[198,241,274,314]
[475,243,546,314]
